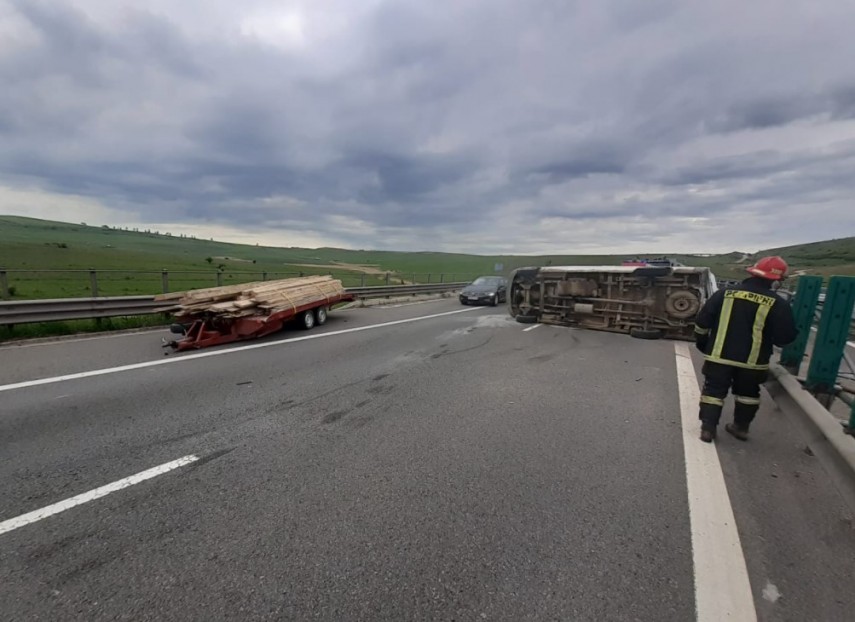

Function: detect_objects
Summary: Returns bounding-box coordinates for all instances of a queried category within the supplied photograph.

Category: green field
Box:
[1,215,854,299]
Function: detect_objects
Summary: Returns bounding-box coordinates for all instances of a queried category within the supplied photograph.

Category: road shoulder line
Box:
[674,342,757,622]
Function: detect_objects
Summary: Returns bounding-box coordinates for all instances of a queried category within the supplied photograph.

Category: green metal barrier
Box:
[806,276,855,394]
[780,275,822,373]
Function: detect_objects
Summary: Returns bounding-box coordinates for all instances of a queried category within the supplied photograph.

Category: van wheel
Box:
[630,327,663,340]
[665,291,700,319]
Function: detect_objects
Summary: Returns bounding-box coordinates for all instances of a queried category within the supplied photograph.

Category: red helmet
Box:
[746,256,788,281]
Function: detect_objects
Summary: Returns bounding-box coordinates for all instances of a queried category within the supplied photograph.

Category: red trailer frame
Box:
[164,293,354,352]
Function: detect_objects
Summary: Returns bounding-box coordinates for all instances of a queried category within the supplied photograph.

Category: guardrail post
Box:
[161,270,169,294]
[780,275,822,373]
[806,276,855,394]
[89,269,99,297]
[0,269,9,299]
[386,273,390,286]
[262,271,268,281]
[427,273,431,284]
[440,273,444,283]
[217,270,223,287]
[360,274,365,287]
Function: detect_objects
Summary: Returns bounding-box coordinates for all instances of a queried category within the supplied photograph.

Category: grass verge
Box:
[0,314,170,343]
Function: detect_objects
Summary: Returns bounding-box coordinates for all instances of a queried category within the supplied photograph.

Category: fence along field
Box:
[2,216,854,300]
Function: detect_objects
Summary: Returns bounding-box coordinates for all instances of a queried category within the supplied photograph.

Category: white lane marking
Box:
[0,307,479,393]
[522,323,542,332]
[674,342,757,622]
[0,455,199,536]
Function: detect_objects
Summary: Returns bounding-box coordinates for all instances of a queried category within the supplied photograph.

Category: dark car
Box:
[459,276,507,306]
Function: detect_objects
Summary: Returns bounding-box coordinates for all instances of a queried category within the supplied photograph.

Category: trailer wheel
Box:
[315,306,328,326]
[301,310,316,330]
[630,327,663,340]
[515,315,537,324]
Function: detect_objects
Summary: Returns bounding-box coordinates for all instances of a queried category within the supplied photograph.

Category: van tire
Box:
[630,327,663,340]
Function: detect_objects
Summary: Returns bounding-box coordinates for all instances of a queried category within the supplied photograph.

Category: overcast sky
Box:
[1,0,854,254]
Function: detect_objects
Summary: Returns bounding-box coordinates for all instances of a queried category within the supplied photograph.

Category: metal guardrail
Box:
[780,275,855,435]
[0,268,481,299]
[346,282,468,297]
[0,283,469,326]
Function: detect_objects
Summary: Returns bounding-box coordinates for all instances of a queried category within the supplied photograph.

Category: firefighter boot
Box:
[698,402,722,443]
[727,402,759,441]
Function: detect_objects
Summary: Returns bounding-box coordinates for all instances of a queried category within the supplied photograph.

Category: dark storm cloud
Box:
[1,0,854,252]
[709,85,855,134]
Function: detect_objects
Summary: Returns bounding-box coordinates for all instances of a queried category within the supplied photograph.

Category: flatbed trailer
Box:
[164,293,354,351]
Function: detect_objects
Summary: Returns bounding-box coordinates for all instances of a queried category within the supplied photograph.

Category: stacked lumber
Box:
[155,276,346,319]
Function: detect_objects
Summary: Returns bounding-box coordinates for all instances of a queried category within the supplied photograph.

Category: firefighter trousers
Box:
[698,361,768,431]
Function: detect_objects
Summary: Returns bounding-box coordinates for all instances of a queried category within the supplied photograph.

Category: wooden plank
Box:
[166,276,344,318]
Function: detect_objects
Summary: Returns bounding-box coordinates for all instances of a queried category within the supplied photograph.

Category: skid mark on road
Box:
[430,336,494,360]
[674,342,757,622]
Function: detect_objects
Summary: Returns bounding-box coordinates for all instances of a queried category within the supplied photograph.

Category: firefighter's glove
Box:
[695,337,708,353]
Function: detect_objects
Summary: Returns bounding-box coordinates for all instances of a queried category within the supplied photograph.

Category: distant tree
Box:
[205,257,213,264]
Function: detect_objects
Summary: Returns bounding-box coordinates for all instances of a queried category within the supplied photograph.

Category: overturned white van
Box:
[508,265,718,340]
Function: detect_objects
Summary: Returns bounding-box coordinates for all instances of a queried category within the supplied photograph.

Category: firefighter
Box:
[694,256,798,443]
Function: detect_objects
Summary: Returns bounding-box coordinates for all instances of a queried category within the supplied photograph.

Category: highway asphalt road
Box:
[2,299,854,621]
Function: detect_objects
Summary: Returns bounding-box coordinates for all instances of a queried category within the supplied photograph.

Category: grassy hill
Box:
[1,215,853,299]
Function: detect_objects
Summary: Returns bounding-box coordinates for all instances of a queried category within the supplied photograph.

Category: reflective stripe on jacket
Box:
[694,277,797,369]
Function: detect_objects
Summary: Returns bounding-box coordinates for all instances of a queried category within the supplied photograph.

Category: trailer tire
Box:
[301,310,316,330]
[515,315,537,324]
[315,306,328,326]
[630,327,663,340]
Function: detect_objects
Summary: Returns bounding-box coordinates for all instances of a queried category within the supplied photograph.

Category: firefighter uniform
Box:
[694,274,797,439]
